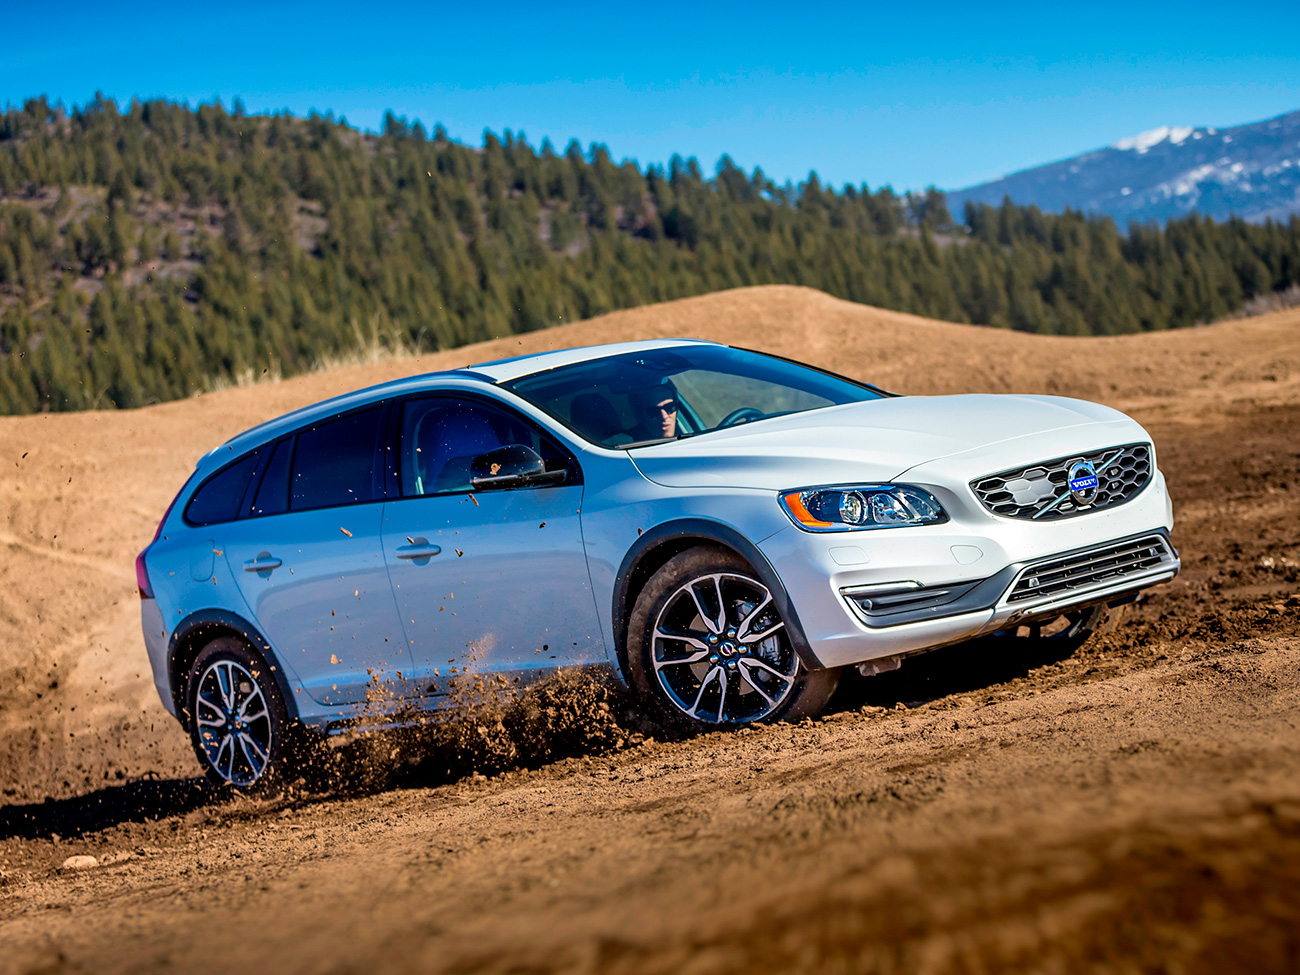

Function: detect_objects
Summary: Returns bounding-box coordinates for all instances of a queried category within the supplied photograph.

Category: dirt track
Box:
[1,287,1299,973]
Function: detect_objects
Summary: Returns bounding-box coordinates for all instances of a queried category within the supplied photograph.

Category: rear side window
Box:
[290,407,384,511]
[250,438,292,518]
[184,451,261,527]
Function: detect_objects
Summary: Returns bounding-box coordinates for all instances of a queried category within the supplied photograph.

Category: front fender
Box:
[611,518,820,680]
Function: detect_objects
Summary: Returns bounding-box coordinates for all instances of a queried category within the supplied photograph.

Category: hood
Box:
[628,394,1139,490]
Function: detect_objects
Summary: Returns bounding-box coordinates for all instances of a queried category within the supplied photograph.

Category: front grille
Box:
[1006,534,1174,603]
[971,443,1152,520]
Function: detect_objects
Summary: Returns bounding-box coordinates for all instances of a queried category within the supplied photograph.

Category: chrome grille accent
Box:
[971,443,1152,520]
[1006,534,1174,603]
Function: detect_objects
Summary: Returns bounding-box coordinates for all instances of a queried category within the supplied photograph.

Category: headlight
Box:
[779,484,948,532]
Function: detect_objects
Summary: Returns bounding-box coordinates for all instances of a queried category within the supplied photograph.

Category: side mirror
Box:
[469,444,567,491]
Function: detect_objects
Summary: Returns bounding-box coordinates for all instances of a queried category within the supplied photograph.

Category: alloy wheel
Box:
[194,659,274,786]
[651,572,799,723]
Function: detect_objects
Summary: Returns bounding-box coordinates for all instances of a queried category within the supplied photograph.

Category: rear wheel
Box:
[187,637,294,792]
[627,547,839,727]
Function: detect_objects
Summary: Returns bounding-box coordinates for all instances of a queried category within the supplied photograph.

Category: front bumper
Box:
[759,475,1179,670]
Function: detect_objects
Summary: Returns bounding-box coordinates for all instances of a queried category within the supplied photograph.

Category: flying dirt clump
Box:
[323,665,634,795]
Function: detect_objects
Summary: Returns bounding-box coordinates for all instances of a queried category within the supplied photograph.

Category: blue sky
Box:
[2,0,1298,191]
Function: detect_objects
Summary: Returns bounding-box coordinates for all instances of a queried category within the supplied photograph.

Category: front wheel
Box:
[627,547,839,727]
[187,637,294,792]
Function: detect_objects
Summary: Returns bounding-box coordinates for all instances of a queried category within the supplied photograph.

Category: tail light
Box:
[137,481,187,600]
[135,550,154,599]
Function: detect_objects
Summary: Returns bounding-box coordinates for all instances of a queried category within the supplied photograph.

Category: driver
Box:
[629,379,679,440]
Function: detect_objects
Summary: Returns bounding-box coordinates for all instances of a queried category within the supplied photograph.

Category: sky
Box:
[2,0,1298,192]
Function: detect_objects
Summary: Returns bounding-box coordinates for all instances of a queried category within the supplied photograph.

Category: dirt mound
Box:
[1,286,1298,972]
[1,284,1298,800]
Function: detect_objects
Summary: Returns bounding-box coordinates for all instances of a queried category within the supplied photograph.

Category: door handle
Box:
[243,553,282,572]
[395,538,441,561]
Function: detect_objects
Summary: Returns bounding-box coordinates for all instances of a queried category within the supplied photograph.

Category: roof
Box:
[465,338,716,382]
[200,338,717,468]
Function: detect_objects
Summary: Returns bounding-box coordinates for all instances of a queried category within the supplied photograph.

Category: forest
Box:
[1,94,1297,413]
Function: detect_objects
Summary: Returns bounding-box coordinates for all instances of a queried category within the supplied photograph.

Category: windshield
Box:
[501,345,887,448]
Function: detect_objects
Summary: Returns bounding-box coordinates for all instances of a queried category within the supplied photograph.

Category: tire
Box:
[186,636,295,793]
[993,604,1108,655]
[627,546,839,727]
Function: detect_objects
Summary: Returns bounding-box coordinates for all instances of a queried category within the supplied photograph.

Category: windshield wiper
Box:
[621,436,681,449]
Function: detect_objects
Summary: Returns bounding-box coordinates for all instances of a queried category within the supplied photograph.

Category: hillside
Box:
[947,108,1300,225]
[2,283,1299,798]
[1,97,1299,414]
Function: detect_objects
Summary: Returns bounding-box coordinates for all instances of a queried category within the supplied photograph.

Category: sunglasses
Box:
[642,397,678,414]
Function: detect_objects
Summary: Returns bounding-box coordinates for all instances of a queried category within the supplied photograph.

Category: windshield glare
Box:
[502,346,885,448]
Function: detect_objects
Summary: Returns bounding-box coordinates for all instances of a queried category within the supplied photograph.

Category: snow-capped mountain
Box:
[946,109,1300,225]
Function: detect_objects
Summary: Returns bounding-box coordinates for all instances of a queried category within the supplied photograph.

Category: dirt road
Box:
[1,288,1298,973]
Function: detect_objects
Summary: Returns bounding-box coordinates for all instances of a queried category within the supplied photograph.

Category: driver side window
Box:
[399,397,568,497]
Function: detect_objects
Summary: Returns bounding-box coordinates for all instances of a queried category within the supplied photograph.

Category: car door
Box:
[380,394,605,698]
[222,405,414,707]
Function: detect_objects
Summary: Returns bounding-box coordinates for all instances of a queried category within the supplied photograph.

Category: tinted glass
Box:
[290,407,384,511]
[400,397,569,496]
[184,451,261,526]
[250,438,292,518]
[502,345,884,447]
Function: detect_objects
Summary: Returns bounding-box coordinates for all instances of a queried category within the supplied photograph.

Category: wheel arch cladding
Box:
[612,518,819,680]
[167,610,300,730]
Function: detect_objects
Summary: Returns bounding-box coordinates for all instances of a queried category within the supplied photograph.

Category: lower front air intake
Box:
[1006,534,1176,603]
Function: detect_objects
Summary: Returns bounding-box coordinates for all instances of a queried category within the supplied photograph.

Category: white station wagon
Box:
[137,340,1180,788]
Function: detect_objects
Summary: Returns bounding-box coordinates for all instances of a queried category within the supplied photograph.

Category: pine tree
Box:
[0,96,1296,414]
